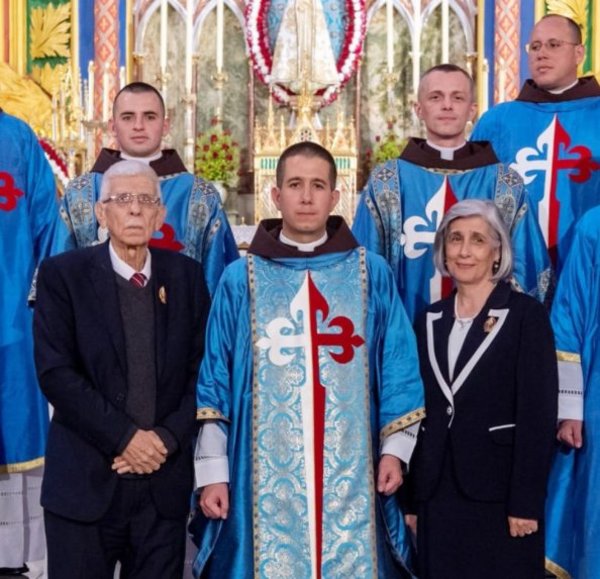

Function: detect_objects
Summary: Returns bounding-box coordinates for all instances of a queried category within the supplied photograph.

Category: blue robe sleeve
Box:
[352,161,403,281]
[190,178,240,296]
[367,254,425,437]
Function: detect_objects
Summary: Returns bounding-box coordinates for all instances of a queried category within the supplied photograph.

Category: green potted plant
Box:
[195,119,241,200]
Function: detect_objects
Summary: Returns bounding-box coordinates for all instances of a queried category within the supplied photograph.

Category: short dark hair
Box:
[540,14,583,44]
[275,142,337,189]
[419,64,475,101]
[113,82,166,117]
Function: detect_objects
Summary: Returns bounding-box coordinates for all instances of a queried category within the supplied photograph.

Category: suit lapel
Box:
[152,251,169,382]
[89,243,128,374]
[426,298,455,408]
[451,283,512,396]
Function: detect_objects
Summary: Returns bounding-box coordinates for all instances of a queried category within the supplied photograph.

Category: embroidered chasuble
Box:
[353,139,551,321]
[472,77,600,271]
[192,217,424,578]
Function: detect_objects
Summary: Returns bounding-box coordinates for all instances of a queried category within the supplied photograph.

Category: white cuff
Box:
[381,421,420,467]
[194,421,229,489]
[557,360,584,421]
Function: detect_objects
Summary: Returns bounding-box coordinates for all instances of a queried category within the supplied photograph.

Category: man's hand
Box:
[112,430,167,474]
[200,483,229,519]
[508,516,538,538]
[377,454,403,495]
[557,419,583,449]
[404,514,417,537]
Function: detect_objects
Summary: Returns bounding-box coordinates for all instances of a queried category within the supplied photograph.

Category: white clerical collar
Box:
[109,241,152,282]
[426,140,467,161]
[120,151,163,164]
[279,231,328,252]
[547,79,579,94]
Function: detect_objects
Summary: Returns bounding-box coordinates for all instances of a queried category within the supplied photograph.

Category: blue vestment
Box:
[471,77,600,271]
[61,148,239,295]
[352,139,551,322]
[545,206,600,578]
[192,218,424,578]
[0,110,68,472]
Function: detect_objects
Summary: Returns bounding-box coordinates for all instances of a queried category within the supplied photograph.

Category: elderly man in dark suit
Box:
[34,160,210,578]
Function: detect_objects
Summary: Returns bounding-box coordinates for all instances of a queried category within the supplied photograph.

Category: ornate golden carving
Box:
[0,63,52,135]
[31,62,70,97]
[546,0,588,43]
[30,2,71,59]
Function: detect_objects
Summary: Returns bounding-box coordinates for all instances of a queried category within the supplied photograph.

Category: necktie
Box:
[130,272,146,288]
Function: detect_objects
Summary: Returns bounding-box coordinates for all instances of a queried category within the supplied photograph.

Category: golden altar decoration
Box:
[253,80,358,225]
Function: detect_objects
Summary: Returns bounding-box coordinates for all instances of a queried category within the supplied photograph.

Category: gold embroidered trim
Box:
[557,350,581,363]
[380,407,426,439]
[0,457,44,474]
[545,557,572,579]
[196,407,228,421]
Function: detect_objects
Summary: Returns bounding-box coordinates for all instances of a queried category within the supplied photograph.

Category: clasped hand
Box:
[111,429,167,475]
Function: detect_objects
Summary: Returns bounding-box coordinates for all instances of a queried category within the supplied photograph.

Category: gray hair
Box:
[433,199,513,283]
[99,160,161,202]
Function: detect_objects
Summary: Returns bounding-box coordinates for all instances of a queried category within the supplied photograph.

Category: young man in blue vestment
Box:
[61,82,239,295]
[0,110,68,575]
[353,64,551,322]
[542,207,600,578]
[191,142,425,578]
[472,14,600,272]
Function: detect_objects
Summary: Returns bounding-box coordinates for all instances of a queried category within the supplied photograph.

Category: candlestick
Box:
[160,0,168,71]
[216,0,224,73]
[386,0,394,73]
[119,66,126,90]
[441,0,449,63]
[185,0,194,91]
[87,61,95,120]
[102,63,110,122]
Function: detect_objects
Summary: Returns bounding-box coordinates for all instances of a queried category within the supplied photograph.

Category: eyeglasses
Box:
[526,39,581,53]
[102,192,161,206]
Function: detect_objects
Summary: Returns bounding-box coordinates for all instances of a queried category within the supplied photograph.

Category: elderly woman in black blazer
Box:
[408,199,557,578]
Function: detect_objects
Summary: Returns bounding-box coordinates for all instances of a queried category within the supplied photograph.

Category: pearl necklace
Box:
[454,297,474,330]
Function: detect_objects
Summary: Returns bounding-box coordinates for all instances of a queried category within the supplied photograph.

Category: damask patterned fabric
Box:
[353,142,551,322]
[60,148,239,295]
[472,77,600,272]
[192,218,424,578]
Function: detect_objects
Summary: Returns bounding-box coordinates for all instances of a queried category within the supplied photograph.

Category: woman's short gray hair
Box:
[99,160,161,201]
[433,199,513,283]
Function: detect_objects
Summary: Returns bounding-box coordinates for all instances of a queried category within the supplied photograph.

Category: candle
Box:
[87,61,95,120]
[216,0,224,73]
[481,58,489,114]
[441,0,449,63]
[51,94,58,141]
[160,0,168,71]
[185,0,193,91]
[102,63,110,122]
[498,65,506,103]
[119,66,126,89]
[386,0,393,73]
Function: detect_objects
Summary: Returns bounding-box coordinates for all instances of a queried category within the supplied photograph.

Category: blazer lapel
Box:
[89,243,128,374]
[426,299,455,408]
[451,283,512,396]
[152,253,169,382]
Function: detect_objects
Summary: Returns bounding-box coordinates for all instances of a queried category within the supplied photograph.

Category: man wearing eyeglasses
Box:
[472,14,600,273]
[34,160,210,577]
[61,82,239,296]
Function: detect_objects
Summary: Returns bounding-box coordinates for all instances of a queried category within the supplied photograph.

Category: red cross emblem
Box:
[512,115,600,260]
[0,172,25,212]
[256,272,364,578]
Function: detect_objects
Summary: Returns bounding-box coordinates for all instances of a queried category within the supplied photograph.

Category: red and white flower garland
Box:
[245,0,366,107]
[39,138,70,189]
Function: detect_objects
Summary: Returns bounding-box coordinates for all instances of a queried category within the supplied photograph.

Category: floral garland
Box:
[245,0,366,107]
[39,138,70,189]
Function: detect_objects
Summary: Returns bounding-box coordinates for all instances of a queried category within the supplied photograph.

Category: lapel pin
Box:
[483,316,497,333]
[158,286,167,304]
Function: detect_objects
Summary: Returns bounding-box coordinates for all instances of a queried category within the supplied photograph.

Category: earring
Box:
[492,260,500,274]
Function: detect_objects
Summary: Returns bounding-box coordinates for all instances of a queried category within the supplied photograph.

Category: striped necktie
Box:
[130,272,147,288]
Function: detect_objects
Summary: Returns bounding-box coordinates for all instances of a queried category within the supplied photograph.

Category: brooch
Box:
[483,316,497,333]
[158,286,167,304]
